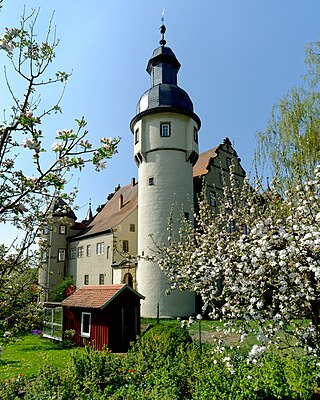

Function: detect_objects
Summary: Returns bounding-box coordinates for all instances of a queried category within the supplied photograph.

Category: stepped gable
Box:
[193,146,219,177]
[70,183,138,240]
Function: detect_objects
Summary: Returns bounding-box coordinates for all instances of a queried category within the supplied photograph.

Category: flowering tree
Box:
[158,40,320,360]
[159,165,320,358]
[0,8,119,331]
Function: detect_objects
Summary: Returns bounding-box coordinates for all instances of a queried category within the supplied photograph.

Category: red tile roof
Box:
[61,284,144,309]
[70,182,138,240]
[193,147,219,177]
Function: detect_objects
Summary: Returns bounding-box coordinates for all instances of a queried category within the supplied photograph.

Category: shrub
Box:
[53,277,75,302]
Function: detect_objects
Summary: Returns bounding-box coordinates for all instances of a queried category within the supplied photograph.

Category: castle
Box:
[39,25,245,318]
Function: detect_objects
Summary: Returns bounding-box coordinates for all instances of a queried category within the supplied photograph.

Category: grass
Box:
[0,334,75,381]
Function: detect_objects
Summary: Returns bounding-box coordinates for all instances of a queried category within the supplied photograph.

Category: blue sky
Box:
[0,0,319,241]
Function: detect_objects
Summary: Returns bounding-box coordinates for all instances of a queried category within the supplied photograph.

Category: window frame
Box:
[70,248,76,259]
[99,273,105,285]
[135,128,139,144]
[58,248,66,262]
[77,246,84,258]
[81,312,91,338]
[59,225,66,234]
[160,122,171,137]
[193,127,198,143]
[123,240,129,253]
[86,244,91,257]
[96,242,104,255]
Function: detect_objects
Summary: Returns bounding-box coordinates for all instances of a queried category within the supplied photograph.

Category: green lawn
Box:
[0,334,75,381]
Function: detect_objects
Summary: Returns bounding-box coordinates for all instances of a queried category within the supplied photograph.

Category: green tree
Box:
[0,7,119,333]
[256,40,320,193]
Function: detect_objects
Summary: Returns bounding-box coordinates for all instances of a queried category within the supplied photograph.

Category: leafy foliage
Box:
[0,6,119,332]
[53,277,75,302]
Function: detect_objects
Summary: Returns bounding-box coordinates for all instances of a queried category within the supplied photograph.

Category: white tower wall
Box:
[133,112,198,317]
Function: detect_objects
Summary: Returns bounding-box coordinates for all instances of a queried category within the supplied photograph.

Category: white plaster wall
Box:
[134,112,198,317]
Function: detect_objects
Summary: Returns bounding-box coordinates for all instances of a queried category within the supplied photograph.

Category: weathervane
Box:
[159,8,166,46]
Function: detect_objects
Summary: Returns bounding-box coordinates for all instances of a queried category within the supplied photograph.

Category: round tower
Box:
[130,25,201,317]
[38,198,77,302]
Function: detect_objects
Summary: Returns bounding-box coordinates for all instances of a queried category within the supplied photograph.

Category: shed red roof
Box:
[61,284,144,309]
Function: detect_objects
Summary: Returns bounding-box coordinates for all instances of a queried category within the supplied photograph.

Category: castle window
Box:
[107,246,110,258]
[77,246,84,258]
[96,242,104,255]
[84,274,89,285]
[210,191,216,207]
[194,127,198,143]
[184,212,190,220]
[81,312,91,337]
[70,248,76,259]
[227,221,236,233]
[135,128,139,144]
[243,224,249,235]
[148,177,155,186]
[123,273,133,288]
[41,252,48,262]
[219,173,224,185]
[160,122,170,137]
[235,179,240,188]
[59,225,66,234]
[226,157,231,169]
[130,224,135,232]
[86,244,91,257]
[123,240,129,253]
[43,226,49,235]
[99,274,105,285]
[58,248,66,262]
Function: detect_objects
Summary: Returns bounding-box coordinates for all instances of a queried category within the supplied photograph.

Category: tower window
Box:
[43,226,49,235]
[84,274,89,285]
[148,177,155,186]
[160,122,171,137]
[226,157,231,169]
[194,127,198,143]
[184,212,190,220]
[58,248,66,262]
[135,128,139,144]
[59,225,66,234]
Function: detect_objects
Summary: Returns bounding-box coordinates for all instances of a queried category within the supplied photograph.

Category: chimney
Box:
[119,194,123,209]
[131,177,136,188]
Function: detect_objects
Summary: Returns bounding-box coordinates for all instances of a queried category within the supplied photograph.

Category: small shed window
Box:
[160,122,170,137]
[43,307,63,341]
[81,312,91,337]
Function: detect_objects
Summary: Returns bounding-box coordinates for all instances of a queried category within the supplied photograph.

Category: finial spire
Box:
[159,8,166,46]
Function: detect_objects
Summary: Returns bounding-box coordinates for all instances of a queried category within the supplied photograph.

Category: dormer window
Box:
[160,122,170,137]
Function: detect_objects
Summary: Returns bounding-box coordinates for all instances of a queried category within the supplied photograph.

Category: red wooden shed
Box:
[61,284,145,352]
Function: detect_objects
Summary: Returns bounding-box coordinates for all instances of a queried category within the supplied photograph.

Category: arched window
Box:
[123,273,133,288]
